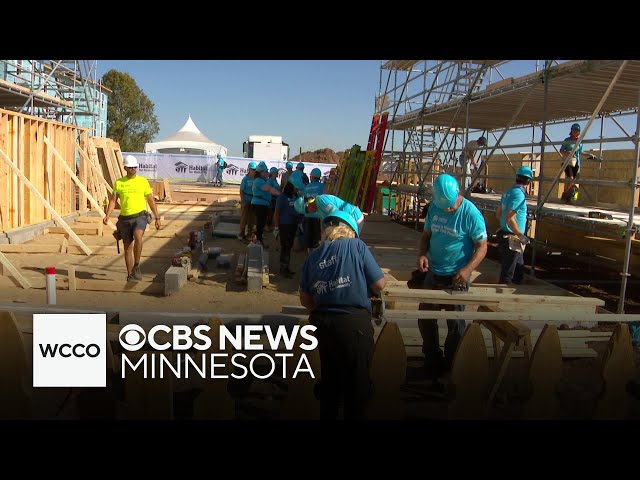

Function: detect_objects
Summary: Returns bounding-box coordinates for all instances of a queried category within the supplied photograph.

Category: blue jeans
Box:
[498,232,524,284]
[416,271,469,365]
[215,169,223,185]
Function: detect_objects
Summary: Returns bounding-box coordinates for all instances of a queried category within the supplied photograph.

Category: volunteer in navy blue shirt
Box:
[299,211,385,420]
[273,175,303,278]
[496,166,532,284]
[414,173,487,379]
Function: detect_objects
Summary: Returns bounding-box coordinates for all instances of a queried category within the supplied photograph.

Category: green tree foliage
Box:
[101,69,159,152]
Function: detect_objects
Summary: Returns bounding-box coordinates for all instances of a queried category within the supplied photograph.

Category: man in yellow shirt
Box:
[103,155,161,281]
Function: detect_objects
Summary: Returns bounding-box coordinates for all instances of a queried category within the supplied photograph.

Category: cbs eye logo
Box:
[119,324,147,351]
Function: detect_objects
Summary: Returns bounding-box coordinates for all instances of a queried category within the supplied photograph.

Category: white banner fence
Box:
[123,153,336,185]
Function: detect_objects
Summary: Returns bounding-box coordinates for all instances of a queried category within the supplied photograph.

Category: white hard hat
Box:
[123,155,139,168]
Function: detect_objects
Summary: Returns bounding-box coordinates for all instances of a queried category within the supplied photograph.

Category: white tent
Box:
[144,115,227,156]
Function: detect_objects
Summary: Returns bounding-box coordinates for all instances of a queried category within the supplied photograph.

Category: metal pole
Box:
[616,89,640,314]
[530,60,552,278]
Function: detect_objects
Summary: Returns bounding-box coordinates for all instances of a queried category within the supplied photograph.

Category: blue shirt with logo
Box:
[560,136,583,167]
[499,184,527,234]
[240,174,253,203]
[315,194,363,223]
[251,177,272,206]
[302,181,325,218]
[275,192,302,225]
[300,238,384,313]
[424,198,488,276]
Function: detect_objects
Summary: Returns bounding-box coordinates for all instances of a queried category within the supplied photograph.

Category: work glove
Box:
[518,234,530,245]
[273,227,279,240]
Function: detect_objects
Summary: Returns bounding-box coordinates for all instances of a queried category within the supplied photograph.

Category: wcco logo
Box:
[33,314,106,387]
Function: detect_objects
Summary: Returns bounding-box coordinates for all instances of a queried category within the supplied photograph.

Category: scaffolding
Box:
[377,60,640,313]
[0,60,108,137]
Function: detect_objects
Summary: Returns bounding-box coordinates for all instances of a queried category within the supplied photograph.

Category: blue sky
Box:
[96,60,382,157]
[96,60,637,157]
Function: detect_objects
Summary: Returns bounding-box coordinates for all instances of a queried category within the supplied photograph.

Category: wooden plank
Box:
[0,145,92,256]
[384,309,640,323]
[367,322,406,419]
[48,226,100,236]
[0,311,31,418]
[68,265,76,292]
[17,116,24,227]
[0,113,8,231]
[0,244,68,254]
[11,116,18,229]
[0,251,31,289]
[163,178,172,202]
[383,287,604,306]
[595,323,636,419]
[524,324,563,419]
[43,122,52,221]
[75,140,113,195]
[44,136,116,231]
[76,278,163,294]
[34,121,44,224]
[448,323,489,419]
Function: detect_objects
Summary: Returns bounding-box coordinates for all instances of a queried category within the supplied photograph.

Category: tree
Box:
[101,69,159,152]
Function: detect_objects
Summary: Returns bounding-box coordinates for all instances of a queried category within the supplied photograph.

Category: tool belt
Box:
[119,210,149,221]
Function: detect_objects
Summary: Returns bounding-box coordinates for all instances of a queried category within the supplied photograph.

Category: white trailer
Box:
[243,135,290,162]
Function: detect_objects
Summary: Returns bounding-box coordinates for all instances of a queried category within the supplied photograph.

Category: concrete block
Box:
[164,266,187,296]
[247,271,263,292]
[217,254,233,268]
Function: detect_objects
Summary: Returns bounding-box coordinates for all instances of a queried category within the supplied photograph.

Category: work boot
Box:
[132,264,143,281]
[126,273,137,283]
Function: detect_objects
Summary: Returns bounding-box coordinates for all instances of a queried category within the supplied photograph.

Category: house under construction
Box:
[376,60,640,312]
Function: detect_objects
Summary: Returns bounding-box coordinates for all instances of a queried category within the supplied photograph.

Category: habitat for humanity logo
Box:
[33,314,106,387]
[175,161,188,173]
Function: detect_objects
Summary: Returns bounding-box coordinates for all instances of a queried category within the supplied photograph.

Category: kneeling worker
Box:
[103,155,161,282]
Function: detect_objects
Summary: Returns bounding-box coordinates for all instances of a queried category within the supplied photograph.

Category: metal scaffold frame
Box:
[376,60,640,313]
[0,60,107,136]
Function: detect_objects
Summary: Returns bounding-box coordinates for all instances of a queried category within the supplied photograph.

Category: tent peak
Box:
[178,115,202,134]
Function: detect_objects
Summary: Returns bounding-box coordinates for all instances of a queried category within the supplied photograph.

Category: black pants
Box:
[304,217,321,249]
[309,308,374,420]
[279,223,297,270]
[252,204,269,243]
[415,271,469,366]
[498,232,524,284]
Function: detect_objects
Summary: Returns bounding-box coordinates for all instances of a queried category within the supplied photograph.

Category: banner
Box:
[123,153,336,185]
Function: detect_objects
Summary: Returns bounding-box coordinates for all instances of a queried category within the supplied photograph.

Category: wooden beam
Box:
[0,251,31,289]
[0,145,92,256]
[45,136,116,231]
[48,226,100,236]
[74,140,113,194]
[383,287,604,306]
[68,265,76,291]
[0,244,67,254]
[384,309,640,323]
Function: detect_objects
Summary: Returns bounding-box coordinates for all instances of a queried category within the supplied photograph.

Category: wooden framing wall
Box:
[0,107,123,233]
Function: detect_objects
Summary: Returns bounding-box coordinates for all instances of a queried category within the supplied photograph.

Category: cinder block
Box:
[164,266,187,296]
[217,254,233,268]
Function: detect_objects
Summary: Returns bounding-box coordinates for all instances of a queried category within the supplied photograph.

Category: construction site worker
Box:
[103,155,161,282]
[560,123,583,204]
[273,174,304,278]
[303,193,365,235]
[251,161,281,245]
[215,153,227,187]
[460,135,488,189]
[496,166,532,285]
[266,167,281,229]
[280,161,294,189]
[414,173,487,379]
[299,210,385,419]
[300,168,325,251]
[238,161,257,240]
[296,162,310,185]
